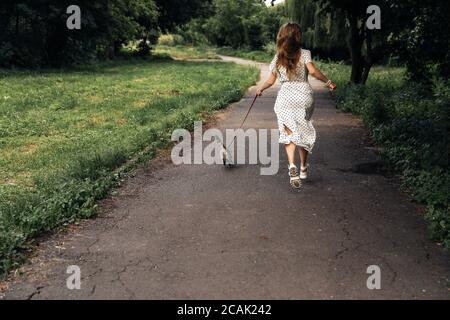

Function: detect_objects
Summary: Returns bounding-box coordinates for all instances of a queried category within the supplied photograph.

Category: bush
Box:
[174,19,210,46]
[204,0,276,50]
[263,42,277,56]
[328,64,450,248]
[158,34,186,46]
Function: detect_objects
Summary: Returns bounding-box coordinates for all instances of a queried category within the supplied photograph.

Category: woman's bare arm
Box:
[306,62,337,91]
[256,72,277,96]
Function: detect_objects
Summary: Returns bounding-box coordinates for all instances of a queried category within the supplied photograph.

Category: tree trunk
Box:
[113,41,122,57]
[348,13,365,84]
[361,30,374,85]
[108,42,116,59]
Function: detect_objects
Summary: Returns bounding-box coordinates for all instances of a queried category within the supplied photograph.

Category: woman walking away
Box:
[256,22,336,189]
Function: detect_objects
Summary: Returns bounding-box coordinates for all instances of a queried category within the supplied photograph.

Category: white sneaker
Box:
[300,164,309,180]
[288,165,301,189]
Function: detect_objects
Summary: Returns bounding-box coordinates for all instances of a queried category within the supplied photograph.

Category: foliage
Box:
[174,19,210,46]
[388,0,450,84]
[284,0,348,60]
[215,47,274,63]
[0,0,159,68]
[287,0,450,86]
[158,34,186,47]
[319,61,450,248]
[154,0,213,32]
[318,0,401,84]
[154,44,220,60]
[203,0,283,50]
[153,0,284,49]
[0,57,259,276]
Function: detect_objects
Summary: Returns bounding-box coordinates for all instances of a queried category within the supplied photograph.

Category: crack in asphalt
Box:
[114,258,150,299]
[26,285,45,300]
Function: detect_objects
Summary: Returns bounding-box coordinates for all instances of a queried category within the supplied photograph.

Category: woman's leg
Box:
[285,143,296,166]
[299,147,308,168]
[299,147,309,180]
[283,125,301,188]
[283,125,297,166]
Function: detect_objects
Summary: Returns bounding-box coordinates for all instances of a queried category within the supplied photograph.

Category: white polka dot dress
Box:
[270,49,316,152]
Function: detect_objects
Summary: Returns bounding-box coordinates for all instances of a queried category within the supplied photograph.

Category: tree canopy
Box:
[154,0,213,32]
[1,0,448,86]
[286,0,449,84]
[0,0,159,67]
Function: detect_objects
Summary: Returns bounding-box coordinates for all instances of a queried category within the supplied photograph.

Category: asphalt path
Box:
[2,56,449,299]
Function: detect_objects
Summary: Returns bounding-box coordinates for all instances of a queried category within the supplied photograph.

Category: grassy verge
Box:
[215,47,274,63]
[318,61,450,248]
[154,45,220,60]
[0,55,259,276]
[154,44,274,63]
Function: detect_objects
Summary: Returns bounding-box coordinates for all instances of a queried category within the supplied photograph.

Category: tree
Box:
[388,0,450,83]
[205,0,272,49]
[154,0,213,32]
[286,0,395,84]
[0,0,159,68]
[286,0,449,85]
[106,0,159,58]
[284,0,348,60]
[265,1,286,42]
[316,0,387,84]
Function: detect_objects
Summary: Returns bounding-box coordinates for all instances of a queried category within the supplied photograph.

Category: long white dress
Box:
[270,49,316,152]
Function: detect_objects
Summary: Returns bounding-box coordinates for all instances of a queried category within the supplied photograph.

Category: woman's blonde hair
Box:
[276,22,302,79]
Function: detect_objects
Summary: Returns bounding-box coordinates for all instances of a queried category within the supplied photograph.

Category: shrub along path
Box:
[1,56,449,299]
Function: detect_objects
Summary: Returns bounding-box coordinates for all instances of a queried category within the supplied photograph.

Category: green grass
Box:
[154,45,220,60]
[316,61,405,89]
[215,47,274,63]
[0,55,259,276]
[155,44,274,63]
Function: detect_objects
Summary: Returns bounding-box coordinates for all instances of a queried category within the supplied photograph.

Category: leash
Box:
[225,94,258,150]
